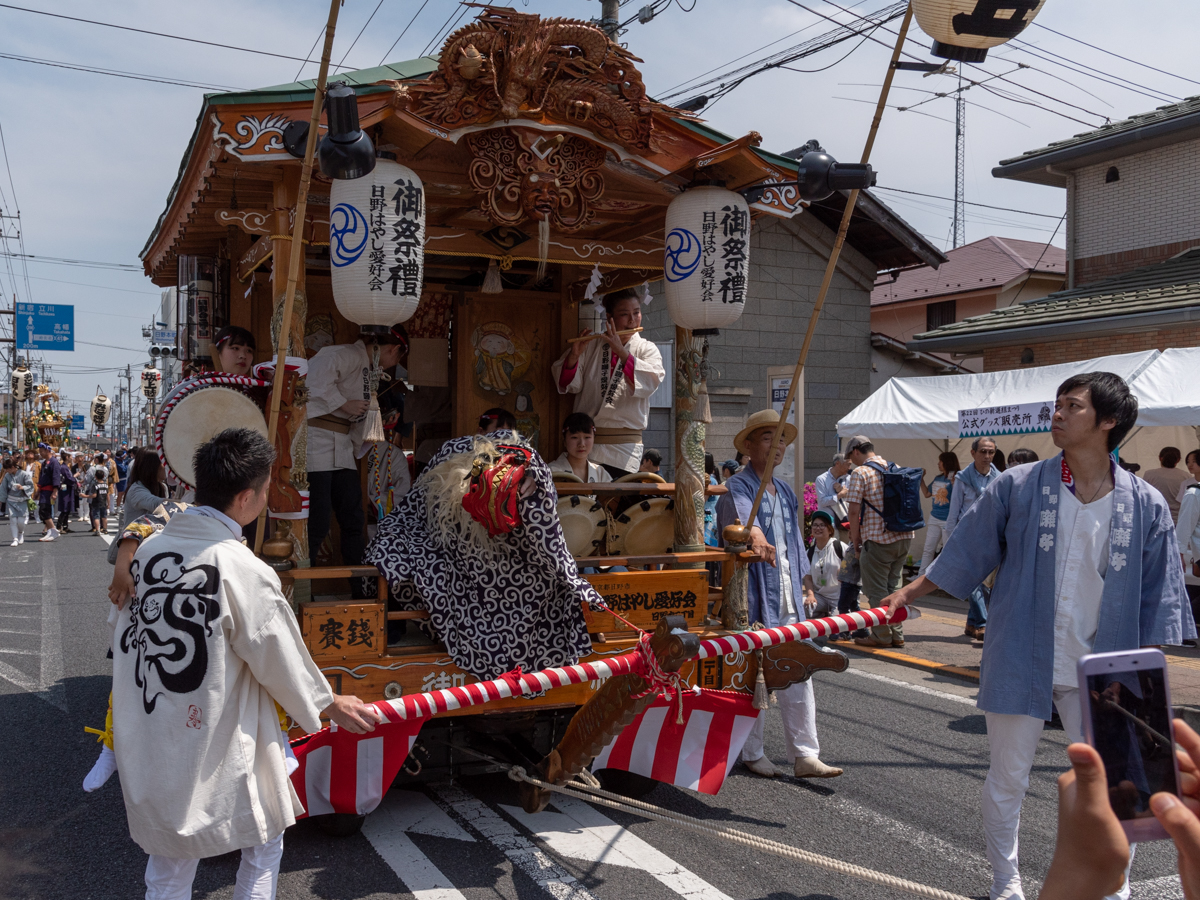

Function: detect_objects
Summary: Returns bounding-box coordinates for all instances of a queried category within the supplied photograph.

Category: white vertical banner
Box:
[768,367,804,497]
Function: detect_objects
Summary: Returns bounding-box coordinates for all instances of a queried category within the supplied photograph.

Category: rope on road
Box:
[508,766,973,900]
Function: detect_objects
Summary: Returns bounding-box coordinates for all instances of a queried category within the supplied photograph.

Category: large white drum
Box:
[157,384,268,488]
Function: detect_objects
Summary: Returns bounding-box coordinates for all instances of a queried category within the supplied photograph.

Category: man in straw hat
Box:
[716,409,843,779]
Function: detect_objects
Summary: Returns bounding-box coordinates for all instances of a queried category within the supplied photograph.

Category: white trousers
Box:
[144,834,284,900]
[918,520,948,575]
[984,687,1131,900]
[9,518,25,543]
[741,679,819,763]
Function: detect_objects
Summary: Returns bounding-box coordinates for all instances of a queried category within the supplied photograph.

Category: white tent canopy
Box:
[837,350,1163,441]
[1126,347,1200,428]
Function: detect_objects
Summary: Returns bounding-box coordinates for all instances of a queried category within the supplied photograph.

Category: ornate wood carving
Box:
[408,6,656,153]
[745,639,849,689]
[465,128,605,232]
[518,615,699,813]
[215,208,273,235]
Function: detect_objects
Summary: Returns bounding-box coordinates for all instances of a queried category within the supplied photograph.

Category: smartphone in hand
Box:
[1077,649,1181,841]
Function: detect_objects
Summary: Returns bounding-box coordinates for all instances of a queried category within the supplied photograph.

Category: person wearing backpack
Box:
[946,437,1001,640]
[844,434,919,648]
[804,510,867,639]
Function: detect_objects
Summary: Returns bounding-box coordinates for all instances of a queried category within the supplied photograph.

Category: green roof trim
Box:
[204,57,440,106]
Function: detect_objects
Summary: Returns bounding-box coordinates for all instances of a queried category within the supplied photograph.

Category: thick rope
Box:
[509,766,970,900]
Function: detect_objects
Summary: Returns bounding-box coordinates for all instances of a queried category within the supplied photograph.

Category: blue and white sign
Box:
[71,414,86,432]
[958,402,1053,438]
[17,303,74,351]
[152,328,177,345]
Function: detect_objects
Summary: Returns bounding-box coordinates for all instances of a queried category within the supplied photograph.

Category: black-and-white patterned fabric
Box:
[365,431,598,681]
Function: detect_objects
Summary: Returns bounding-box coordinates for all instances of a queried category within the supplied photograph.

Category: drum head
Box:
[613,472,666,484]
[608,496,674,556]
[551,470,585,483]
[161,386,268,487]
[556,493,607,558]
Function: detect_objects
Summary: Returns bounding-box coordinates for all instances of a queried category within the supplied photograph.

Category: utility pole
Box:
[599,0,619,37]
[952,70,966,248]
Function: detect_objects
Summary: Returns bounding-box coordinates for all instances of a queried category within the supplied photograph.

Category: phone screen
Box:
[1086,666,1177,821]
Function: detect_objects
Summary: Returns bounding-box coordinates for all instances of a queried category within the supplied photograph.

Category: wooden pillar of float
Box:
[673,326,705,557]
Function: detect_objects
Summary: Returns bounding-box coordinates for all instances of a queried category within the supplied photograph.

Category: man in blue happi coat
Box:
[717,409,842,780]
[886,371,1194,900]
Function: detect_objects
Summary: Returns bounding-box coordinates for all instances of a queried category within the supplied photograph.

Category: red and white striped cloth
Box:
[592,689,761,794]
[286,606,919,813]
[291,717,424,818]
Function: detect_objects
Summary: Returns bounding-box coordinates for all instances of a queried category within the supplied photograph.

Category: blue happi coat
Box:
[716,466,810,629]
[926,453,1194,719]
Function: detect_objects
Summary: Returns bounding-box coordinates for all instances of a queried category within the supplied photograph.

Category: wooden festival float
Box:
[140,6,865,817]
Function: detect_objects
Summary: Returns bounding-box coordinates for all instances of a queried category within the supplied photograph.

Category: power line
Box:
[1031,22,1200,90]
[338,0,387,68]
[0,52,246,91]
[0,252,140,272]
[378,0,433,66]
[1000,39,1178,105]
[873,186,1063,218]
[420,3,471,59]
[0,3,353,70]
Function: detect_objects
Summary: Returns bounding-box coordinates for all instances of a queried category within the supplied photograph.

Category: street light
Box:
[739,143,876,205]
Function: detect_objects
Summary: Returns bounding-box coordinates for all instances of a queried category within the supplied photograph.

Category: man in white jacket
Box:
[111,428,380,900]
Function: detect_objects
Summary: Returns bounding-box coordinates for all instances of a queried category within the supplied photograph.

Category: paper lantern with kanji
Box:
[141,367,162,401]
[329,158,425,331]
[10,365,33,402]
[90,389,112,428]
[912,0,1046,62]
[663,186,750,330]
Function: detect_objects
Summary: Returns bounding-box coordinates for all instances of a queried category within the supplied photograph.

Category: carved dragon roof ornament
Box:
[408,6,657,154]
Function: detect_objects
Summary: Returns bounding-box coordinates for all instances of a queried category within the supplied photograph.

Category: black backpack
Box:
[860,459,925,532]
[806,539,844,564]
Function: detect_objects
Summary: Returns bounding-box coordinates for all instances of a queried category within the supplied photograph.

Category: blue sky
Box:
[1,0,1197,413]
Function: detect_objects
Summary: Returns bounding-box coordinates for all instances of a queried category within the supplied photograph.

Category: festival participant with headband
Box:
[306,325,408,574]
[210,324,256,376]
[107,428,379,898]
[552,287,665,479]
[884,372,1194,900]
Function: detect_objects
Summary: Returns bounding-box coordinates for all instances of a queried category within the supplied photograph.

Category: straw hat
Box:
[733,409,797,454]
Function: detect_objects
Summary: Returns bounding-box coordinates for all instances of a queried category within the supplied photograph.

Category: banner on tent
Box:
[958,402,1053,438]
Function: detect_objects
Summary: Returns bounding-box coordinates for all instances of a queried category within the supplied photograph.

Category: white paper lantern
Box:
[90,389,112,428]
[329,158,425,330]
[663,186,750,330]
[141,367,162,401]
[10,365,33,402]
[912,0,1046,62]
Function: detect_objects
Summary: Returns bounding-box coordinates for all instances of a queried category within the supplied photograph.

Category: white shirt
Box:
[551,333,665,472]
[767,492,797,623]
[1177,486,1200,586]
[809,539,843,602]
[1052,485,1113,687]
[814,469,848,520]
[183,504,244,542]
[306,341,372,472]
[548,452,613,484]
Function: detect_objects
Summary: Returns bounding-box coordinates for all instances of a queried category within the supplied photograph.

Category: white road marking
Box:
[502,794,733,900]
[362,789,474,900]
[0,627,39,635]
[1132,875,1184,899]
[0,648,39,656]
[433,783,602,900]
[39,554,65,710]
[843,666,978,708]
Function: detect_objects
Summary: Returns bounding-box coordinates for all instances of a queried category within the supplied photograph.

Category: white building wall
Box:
[1073,137,1200,259]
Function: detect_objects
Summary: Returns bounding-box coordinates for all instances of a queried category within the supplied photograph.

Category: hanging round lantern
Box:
[329,157,425,335]
[10,364,33,402]
[663,186,750,331]
[912,0,1046,62]
[90,387,112,429]
[141,366,162,401]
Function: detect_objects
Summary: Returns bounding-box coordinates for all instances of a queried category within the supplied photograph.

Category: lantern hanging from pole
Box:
[11,364,33,402]
[911,0,1046,63]
[90,387,112,428]
[141,366,162,401]
[663,186,750,331]
[329,157,425,335]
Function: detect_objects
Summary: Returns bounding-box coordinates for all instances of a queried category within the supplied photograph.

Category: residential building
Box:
[910,96,1200,368]
[870,236,1064,383]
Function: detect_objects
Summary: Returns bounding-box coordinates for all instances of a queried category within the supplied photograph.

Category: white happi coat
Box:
[306,340,372,472]
[551,332,664,472]
[110,514,334,858]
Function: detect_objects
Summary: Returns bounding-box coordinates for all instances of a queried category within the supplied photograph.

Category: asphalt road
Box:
[0,523,1187,900]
